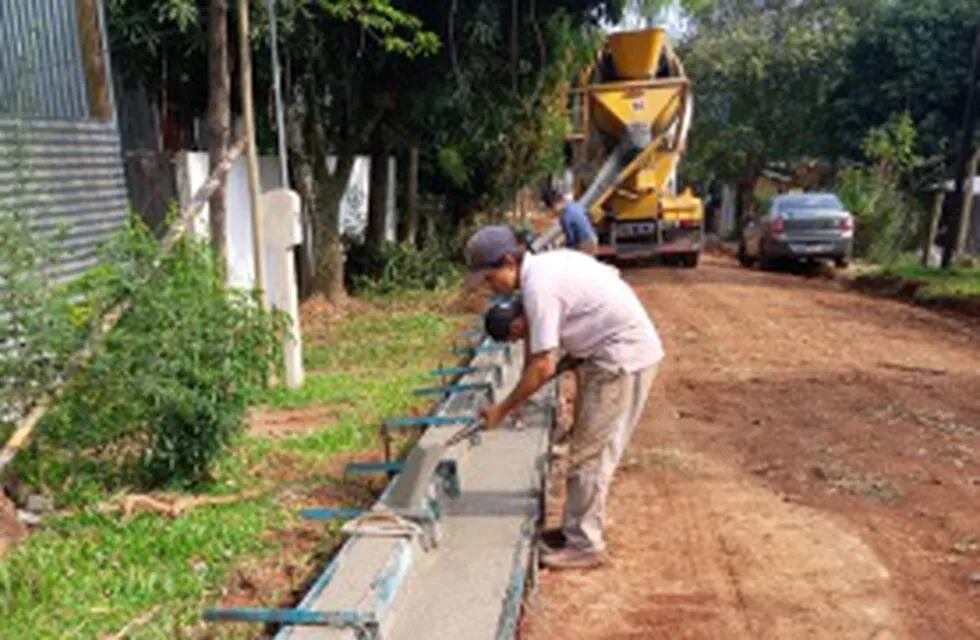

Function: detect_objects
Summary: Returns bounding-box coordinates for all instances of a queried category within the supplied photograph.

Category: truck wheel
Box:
[834,256,850,269]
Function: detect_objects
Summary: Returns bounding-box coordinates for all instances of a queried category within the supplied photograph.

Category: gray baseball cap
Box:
[464,225,519,289]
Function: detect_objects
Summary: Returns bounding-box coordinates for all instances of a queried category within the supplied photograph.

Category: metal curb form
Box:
[204,317,556,639]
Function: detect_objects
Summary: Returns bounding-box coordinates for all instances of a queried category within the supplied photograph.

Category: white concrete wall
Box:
[177,152,284,291]
[178,152,399,292]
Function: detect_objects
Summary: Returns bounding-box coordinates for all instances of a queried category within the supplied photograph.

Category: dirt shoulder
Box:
[522,254,980,639]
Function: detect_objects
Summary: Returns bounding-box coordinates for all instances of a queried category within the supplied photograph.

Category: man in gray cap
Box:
[466,225,663,570]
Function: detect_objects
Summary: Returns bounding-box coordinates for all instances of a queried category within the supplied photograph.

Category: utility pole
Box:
[265,0,289,189]
[942,22,980,268]
[238,0,269,306]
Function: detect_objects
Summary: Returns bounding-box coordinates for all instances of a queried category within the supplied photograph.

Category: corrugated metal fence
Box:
[0,0,128,281]
[0,118,128,280]
[0,0,90,120]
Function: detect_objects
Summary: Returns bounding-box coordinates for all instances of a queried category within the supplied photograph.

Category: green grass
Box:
[882,261,980,299]
[0,500,282,639]
[859,255,980,300]
[0,292,465,639]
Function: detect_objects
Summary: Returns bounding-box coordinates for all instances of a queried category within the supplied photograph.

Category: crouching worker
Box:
[465,225,663,570]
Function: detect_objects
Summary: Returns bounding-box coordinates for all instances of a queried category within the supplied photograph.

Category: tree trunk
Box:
[943,23,980,268]
[76,0,112,121]
[310,149,355,303]
[312,224,347,302]
[921,190,945,267]
[972,184,980,255]
[367,143,389,250]
[402,146,420,246]
[954,147,979,256]
[735,175,758,227]
[207,0,230,271]
[510,0,519,93]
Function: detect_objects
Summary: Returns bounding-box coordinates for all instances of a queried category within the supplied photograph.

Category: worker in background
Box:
[542,186,598,254]
[465,226,663,570]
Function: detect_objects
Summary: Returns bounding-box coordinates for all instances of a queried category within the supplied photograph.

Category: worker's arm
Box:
[577,236,598,255]
[481,350,556,428]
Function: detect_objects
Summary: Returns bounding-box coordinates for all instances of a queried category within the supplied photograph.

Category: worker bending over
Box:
[465,225,662,569]
[542,186,598,254]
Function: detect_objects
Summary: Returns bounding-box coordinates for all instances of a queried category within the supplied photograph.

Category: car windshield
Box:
[776,194,843,212]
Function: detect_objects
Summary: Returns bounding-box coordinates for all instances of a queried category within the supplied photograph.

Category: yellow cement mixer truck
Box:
[535,28,704,266]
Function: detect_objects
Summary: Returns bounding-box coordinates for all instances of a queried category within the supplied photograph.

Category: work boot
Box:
[539,527,567,549]
[540,546,606,570]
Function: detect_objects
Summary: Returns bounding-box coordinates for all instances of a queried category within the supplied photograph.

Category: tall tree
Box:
[207,0,230,270]
[830,0,980,172]
[680,1,857,213]
[275,0,437,301]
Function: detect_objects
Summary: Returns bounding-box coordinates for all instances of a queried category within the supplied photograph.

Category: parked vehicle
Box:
[737,193,853,269]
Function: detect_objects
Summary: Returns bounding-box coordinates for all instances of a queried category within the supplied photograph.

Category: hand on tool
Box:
[480,403,509,429]
[443,418,486,447]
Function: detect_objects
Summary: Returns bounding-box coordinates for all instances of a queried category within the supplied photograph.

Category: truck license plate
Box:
[617,222,655,238]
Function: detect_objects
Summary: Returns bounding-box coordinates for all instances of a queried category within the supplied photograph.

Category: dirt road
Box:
[521,254,980,640]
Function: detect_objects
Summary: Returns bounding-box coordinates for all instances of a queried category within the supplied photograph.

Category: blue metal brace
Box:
[203,607,376,628]
[384,415,476,430]
[345,461,404,477]
[300,507,366,521]
[430,364,503,385]
[413,381,493,398]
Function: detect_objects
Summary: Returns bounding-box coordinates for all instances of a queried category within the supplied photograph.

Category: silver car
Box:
[738,193,853,269]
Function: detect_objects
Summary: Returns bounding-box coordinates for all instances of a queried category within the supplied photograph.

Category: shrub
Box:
[836,113,923,265]
[837,167,914,264]
[3,215,281,493]
[0,210,82,425]
[344,239,460,296]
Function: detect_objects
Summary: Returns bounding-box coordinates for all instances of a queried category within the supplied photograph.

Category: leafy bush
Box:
[344,239,460,296]
[3,214,281,492]
[0,212,82,425]
[836,112,923,265]
[837,167,913,264]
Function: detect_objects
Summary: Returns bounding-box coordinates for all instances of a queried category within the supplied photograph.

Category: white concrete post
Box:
[262,189,305,389]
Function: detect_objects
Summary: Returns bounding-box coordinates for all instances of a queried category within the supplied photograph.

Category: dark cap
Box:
[541,186,562,208]
[484,297,524,342]
[464,225,519,289]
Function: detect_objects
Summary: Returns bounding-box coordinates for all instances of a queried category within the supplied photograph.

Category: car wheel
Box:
[834,256,850,269]
[680,252,699,268]
[758,253,773,271]
[737,243,755,267]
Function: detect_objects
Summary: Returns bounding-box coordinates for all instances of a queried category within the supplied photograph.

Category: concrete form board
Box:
[278,341,552,639]
[385,411,548,640]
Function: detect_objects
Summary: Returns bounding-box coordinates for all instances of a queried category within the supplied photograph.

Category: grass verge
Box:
[879,262,980,299]
[848,255,980,316]
[0,291,466,639]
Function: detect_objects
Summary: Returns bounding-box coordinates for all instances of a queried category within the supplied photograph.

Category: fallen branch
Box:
[0,138,248,476]
[96,488,265,520]
[107,605,161,640]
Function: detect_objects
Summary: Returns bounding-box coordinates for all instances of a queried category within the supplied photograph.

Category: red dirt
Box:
[217,522,328,610]
[521,254,980,640]
[0,493,26,557]
[247,405,339,439]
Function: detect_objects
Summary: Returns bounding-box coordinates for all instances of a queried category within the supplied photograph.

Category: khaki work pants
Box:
[563,362,658,552]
